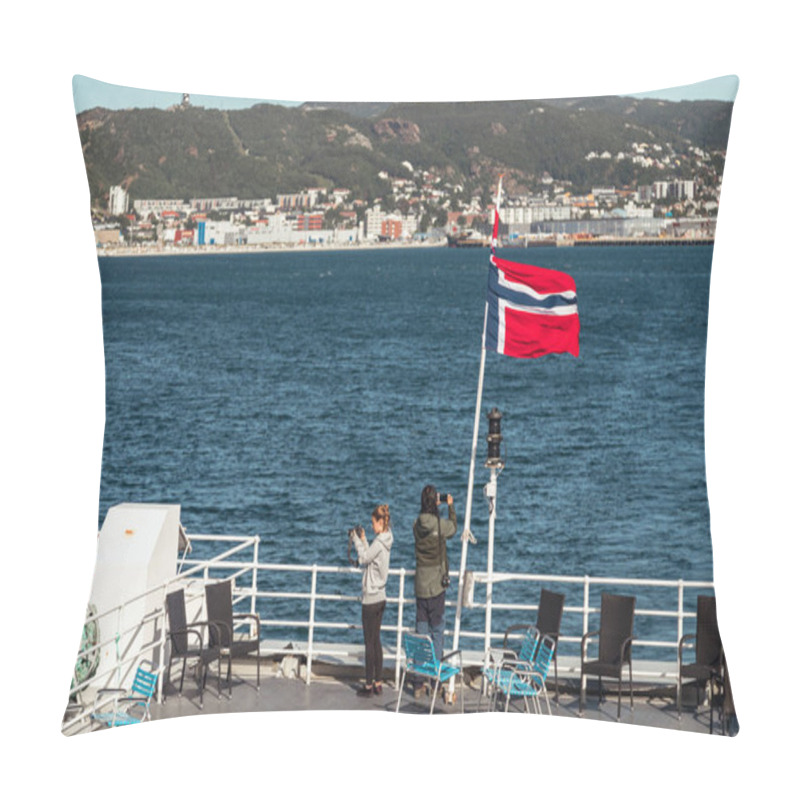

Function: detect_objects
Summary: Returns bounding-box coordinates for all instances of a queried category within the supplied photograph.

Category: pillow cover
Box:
[64,74,739,736]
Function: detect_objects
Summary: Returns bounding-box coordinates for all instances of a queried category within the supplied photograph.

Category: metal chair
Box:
[166,587,225,707]
[497,589,566,703]
[204,580,261,697]
[395,633,463,714]
[580,593,636,721]
[482,625,540,712]
[678,594,723,731]
[91,664,158,728]
[492,633,556,714]
[535,589,565,702]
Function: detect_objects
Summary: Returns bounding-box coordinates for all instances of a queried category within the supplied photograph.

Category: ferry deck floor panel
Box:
[146,669,717,735]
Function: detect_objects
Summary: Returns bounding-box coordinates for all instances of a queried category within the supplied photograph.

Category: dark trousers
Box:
[415,591,446,662]
[362,600,386,684]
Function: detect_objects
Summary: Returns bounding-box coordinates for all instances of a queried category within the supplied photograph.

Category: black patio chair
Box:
[678,594,723,731]
[501,588,566,703]
[580,592,636,721]
[204,580,261,698]
[166,587,225,707]
[535,588,565,703]
[719,657,738,736]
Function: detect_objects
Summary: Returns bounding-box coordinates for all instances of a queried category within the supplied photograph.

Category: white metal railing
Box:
[179,534,714,687]
[61,534,259,735]
[63,531,714,732]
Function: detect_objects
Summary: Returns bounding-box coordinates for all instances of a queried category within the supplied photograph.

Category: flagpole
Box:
[451,302,487,661]
[451,176,503,681]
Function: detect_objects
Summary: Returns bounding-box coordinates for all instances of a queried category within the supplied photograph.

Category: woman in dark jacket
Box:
[413,484,457,674]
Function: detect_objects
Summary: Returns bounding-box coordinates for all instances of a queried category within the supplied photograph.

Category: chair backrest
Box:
[403,633,438,669]
[598,593,636,665]
[205,580,234,648]
[518,627,541,665]
[536,589,565,641]
[695,595,722,668]
[533,634,556,678]
[131,666,158,700]
[166,589,189,655]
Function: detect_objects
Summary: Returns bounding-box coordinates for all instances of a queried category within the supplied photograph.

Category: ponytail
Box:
[372,503,391,531]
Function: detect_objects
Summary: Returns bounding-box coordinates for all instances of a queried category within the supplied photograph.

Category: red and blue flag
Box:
[485,244,579,359]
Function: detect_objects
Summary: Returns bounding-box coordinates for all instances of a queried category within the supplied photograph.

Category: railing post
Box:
[581,576,590,698]
[582,576,590,637]
[250,537,259,637]
[676,580,684,684]
[396,568,406,688]
[306,565,318,685]
[157,589,167,703]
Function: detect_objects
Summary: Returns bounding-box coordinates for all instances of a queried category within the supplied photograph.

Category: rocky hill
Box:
[76,95,733,210]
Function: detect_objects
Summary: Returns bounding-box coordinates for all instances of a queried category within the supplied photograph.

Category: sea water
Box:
[98,245,715,647]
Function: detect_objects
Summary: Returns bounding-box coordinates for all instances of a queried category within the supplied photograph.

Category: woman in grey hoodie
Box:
[352,503,394,696]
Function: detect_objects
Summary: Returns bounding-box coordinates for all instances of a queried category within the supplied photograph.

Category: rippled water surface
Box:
[98,245,716,644]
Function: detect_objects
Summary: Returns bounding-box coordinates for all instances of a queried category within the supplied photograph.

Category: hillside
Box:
[76,95,733,210]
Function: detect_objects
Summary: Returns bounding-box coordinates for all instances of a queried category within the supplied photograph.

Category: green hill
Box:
[76,95,733,211]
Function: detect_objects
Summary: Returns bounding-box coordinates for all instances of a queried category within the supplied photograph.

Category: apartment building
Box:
[108,185,128,216]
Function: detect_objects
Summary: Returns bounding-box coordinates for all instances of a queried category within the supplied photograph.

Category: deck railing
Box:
[61,533,259,735]
[63,531,714,733]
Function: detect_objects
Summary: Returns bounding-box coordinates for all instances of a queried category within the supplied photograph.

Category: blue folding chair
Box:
[496,635,557,714]
[395,633,464,714]
[91,665,158,728]
[481,626,540,712]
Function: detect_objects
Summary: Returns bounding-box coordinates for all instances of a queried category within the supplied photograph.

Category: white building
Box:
[674,180,695,201]
[108,185,128,216]
[201,220,247,246]
[651,180,695,202]
[591,187,617,204]
[365,206,385,239]
[652,181,671,200]
[624,203,655,218]
[499,204,570,224]
[191,197,239,211]
[402,214,419,238]
[133,198,186,216]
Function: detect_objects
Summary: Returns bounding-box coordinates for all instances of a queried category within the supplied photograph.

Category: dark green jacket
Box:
[413,505,457,598]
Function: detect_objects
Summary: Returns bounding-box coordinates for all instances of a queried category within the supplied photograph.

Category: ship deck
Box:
[116,644,728,735]
[146,673,714,734]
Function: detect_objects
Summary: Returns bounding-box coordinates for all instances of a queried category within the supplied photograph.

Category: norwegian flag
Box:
[485,241,579,359]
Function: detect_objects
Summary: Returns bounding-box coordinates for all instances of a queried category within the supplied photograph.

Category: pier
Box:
[569,236,714,247]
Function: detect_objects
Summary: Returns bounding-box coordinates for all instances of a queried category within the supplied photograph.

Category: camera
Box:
[347,525,365,566]
[437,493,450,504]
[441,574,451,588]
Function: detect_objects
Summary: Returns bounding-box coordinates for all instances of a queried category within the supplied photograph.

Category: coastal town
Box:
[94,141,723,253]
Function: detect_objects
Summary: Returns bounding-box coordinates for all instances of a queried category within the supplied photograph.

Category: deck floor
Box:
[145,661,722,735]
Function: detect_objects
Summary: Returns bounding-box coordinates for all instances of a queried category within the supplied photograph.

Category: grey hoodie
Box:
[353,529,394,605]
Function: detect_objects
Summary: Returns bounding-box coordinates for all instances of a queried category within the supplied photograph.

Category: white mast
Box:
[450,176,504,677]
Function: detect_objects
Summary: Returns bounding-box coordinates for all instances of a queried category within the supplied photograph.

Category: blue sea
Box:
[98,245,716,647]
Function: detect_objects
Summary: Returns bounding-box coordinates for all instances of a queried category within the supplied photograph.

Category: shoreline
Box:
[96,236,715,258]
[96,239,447,258]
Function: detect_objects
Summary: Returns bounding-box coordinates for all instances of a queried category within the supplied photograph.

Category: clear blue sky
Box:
[628,75,738,102]
[73,74,738,113]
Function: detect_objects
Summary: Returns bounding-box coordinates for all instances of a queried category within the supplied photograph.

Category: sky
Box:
[72,74,739,113]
